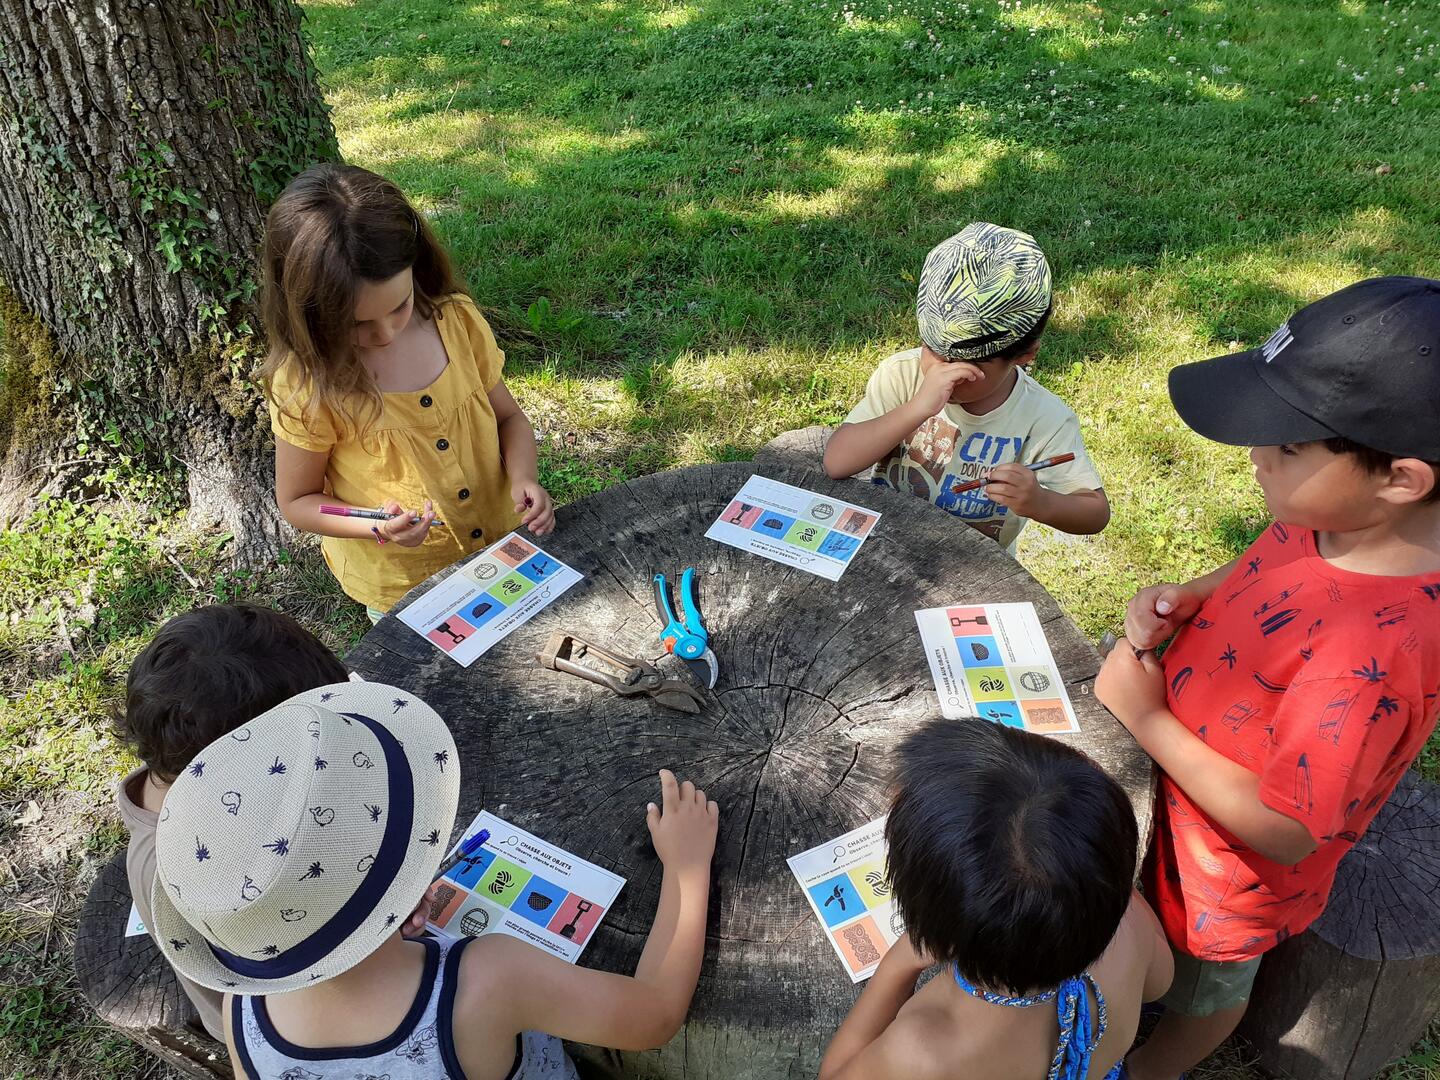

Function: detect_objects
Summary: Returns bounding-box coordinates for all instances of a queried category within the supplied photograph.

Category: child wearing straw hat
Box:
[150,680,720,1079]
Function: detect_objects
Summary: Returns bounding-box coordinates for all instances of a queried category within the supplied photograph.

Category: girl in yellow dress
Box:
[259,164,554,621]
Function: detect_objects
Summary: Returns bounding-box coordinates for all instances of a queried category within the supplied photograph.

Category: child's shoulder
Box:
[435,291,485,326]
[874,346,923,375]
[1012,368,1080,423]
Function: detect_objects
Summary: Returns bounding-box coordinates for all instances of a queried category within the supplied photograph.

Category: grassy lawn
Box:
[2,0,1439,1075]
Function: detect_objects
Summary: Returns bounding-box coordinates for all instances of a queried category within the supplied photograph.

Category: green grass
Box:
[4,0,1440,1076]
[303,0,1439,641]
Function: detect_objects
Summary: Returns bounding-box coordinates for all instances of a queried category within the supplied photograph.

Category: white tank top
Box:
[232,936,579,1079]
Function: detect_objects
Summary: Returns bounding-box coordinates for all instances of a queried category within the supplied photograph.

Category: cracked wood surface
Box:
[348,458,1153,1078]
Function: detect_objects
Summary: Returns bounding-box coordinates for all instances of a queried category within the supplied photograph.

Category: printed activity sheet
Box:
[398,533,582,666]
[914,601,1080,734]
[705,475,881,581]
[788,817,903,982]
[425,811,625,964]
[125,903,146,938]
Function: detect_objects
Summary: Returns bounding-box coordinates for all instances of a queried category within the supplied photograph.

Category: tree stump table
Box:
[347,458,1154,1079]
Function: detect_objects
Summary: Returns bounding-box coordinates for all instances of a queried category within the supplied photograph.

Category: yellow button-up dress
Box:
[268,295,522,611]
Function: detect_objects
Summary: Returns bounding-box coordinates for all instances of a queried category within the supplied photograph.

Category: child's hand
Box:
[911,361,983,416]
[378,500,436,547]
[1095,638,1167,732]
[646,768,719,875]
[401,881,443,937]
[512,480,556,536]
[981,463,1046,517]
[1124,582,1205,650]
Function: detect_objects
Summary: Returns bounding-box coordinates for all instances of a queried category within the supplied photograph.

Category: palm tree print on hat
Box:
[298,861,324,881]
[194,838,210,862]
[393,698,409,712]
[268,756,287,775]
[434,750,449,772]
[364,803,382,822]
[263,837,290,855]
[421,829,441,846]
[188,760,205,777]
[314,757,328,770]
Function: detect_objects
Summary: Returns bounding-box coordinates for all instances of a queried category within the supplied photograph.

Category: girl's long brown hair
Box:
[259,164,465,437]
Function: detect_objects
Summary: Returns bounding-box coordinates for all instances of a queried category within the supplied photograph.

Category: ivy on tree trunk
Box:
[0,0,337,559]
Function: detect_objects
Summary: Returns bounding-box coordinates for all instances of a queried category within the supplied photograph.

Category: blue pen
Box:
[432,828,491,881]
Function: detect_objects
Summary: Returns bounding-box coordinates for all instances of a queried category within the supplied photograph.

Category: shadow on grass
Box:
[307,0,1436,387]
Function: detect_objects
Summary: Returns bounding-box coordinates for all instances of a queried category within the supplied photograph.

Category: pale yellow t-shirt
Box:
[843,348,1102,550]
[268,295,522,611]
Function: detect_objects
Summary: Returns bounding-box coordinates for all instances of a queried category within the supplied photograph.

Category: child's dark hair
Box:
[947,304,1052,365]
[259,163,465,434]
[119,603,349,783]
[886,718,1136,994]
[1324,436,1440,504]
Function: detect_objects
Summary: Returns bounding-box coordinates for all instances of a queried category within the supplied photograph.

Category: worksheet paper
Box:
[398,533,582,666]
[125,903,146,938]
[705,475,881,581]
[788,817,903,982]
[914,601,1080,734]
[424,811,625,964]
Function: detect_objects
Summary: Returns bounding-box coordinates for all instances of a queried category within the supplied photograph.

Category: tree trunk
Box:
[0,0,336,558]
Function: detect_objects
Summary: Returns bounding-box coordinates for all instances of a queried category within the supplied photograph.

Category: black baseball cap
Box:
[1168,276,1440,460]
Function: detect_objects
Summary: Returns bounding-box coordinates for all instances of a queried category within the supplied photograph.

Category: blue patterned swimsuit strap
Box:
[952,966,1109,1080]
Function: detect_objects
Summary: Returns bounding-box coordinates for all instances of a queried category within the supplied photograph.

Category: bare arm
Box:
[1132,892,1175,1002]
[1097,647,1317,865]
[456,772,717,1055]
[824,363,985,479]
[819,933,932,1079]
[222,994,250,1080]
[1019,485,1110,535]
[824,409,929,479]
[273,438,436,544]
[488,379,554,534]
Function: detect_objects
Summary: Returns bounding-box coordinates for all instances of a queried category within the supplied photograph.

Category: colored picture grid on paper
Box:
[946,606,1072,734]
[433,849,608,945]
[428,548,548,653]
[718,497,869,563]
[805,861,895,977]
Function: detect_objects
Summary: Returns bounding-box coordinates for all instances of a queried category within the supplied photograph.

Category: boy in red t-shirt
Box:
[1095,276,1440,1080]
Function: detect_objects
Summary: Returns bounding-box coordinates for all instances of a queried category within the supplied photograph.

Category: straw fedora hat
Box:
[150,681,459,994]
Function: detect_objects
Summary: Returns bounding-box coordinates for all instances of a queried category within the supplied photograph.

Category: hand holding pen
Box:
[401,828,491,937]
[322,501,442,548]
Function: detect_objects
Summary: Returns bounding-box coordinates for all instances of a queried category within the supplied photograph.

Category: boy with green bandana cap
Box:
[825,223,1109,550]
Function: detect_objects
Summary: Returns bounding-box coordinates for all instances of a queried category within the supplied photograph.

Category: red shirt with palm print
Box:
[1149,521,1440,962]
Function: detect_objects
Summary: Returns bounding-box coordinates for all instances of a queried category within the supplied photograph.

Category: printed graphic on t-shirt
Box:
[877,416,1027,540]
[1150,522,1440,961]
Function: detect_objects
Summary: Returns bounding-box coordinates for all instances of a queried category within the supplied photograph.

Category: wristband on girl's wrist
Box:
[371,526,388,545]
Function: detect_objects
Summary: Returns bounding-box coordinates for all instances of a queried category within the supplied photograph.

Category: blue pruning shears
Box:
[653,568,719,689]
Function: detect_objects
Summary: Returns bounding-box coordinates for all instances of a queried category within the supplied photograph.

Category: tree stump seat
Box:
[73,850,232,1079]
[1239,772,1440,1080]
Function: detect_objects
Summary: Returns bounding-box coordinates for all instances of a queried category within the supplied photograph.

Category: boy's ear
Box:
[1378,458,1439,506]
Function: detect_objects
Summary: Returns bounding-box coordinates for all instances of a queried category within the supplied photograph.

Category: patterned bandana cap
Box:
[149,681,459,994]
[917,222,1053,361]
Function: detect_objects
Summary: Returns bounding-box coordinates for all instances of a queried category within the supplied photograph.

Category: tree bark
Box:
[0,0,336,557]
